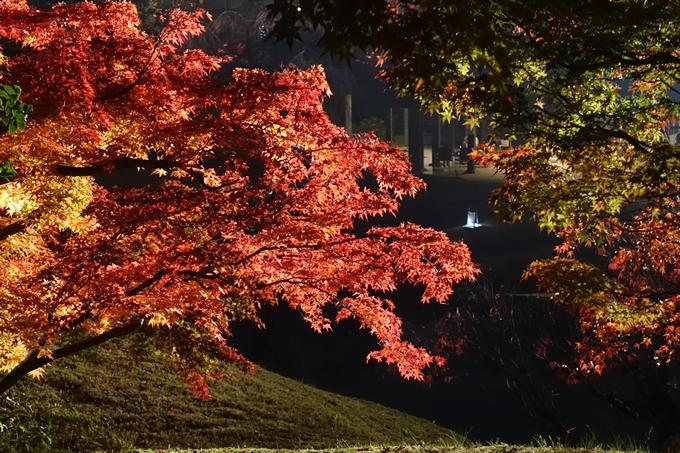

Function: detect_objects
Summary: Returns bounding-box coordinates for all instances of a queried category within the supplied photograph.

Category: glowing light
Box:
[463,209,481,228]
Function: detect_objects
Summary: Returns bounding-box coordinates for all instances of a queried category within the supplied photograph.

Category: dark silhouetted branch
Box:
[0,221,25,241]
[0,318,146,395]
[56,158,177,177]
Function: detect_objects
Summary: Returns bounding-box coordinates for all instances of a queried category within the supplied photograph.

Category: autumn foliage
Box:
[272,0,680,376]
[269,1,680,445]
[0,0,478,395]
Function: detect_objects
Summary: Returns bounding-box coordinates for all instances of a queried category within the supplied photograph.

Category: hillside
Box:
[0,333,461,452]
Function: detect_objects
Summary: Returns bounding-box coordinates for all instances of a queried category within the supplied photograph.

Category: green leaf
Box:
[0,84,32,134]
[0,161,18,182]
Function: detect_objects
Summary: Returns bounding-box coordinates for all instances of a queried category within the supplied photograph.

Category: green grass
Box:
[0,334,647,453]
[1,334,463,452]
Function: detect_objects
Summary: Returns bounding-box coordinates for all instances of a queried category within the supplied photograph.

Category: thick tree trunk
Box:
[0,319,146,395]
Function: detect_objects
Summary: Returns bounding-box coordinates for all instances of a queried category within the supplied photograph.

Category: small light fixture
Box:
[463,209,481,228]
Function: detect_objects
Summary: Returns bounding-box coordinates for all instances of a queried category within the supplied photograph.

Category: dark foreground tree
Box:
[268,1,680,448]
[433,283,680,449]
[431,283,577,440]
[0,0,479,397]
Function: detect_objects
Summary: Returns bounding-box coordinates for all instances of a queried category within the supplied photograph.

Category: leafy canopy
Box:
[268,0,680,376]
[0,0,478,395]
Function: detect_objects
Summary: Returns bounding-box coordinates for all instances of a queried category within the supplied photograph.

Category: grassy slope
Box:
[1,335,461,452]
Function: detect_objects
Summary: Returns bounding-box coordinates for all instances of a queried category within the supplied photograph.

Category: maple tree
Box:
[270,1,680,447]
[0,0,479,396]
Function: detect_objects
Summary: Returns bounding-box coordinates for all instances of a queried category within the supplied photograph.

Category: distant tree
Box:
[187,0,274,67]
[357,116,386,141]
[268,2,680,449]
[0,0,480,397]
[191,0,365,126]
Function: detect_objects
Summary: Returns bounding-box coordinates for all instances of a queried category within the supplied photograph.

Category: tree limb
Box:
[56,158,177,177]
[0,318,146,395]
[0,221,25,241]
[126,269,168,296]
[0,271,167,394]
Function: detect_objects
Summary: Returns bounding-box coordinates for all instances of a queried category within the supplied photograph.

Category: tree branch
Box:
[56,158,177,177]
[98,39,160,102]
[0,318,146,395]
[0,221,26,241]
[564,49,680,73]
[126,269,168,296]
[0,270,168,394]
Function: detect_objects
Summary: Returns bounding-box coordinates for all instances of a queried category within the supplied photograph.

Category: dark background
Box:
[231,174,650,445]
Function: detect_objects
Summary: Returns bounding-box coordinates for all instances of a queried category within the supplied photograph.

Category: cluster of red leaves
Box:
[0,0,478,394]
[476,143,680,383]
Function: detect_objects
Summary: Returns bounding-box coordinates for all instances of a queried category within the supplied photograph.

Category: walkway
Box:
[416,147,504,183]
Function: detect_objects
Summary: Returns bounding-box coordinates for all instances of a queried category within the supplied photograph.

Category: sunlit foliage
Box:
[0,0,478,395]
[270,0,680,385]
